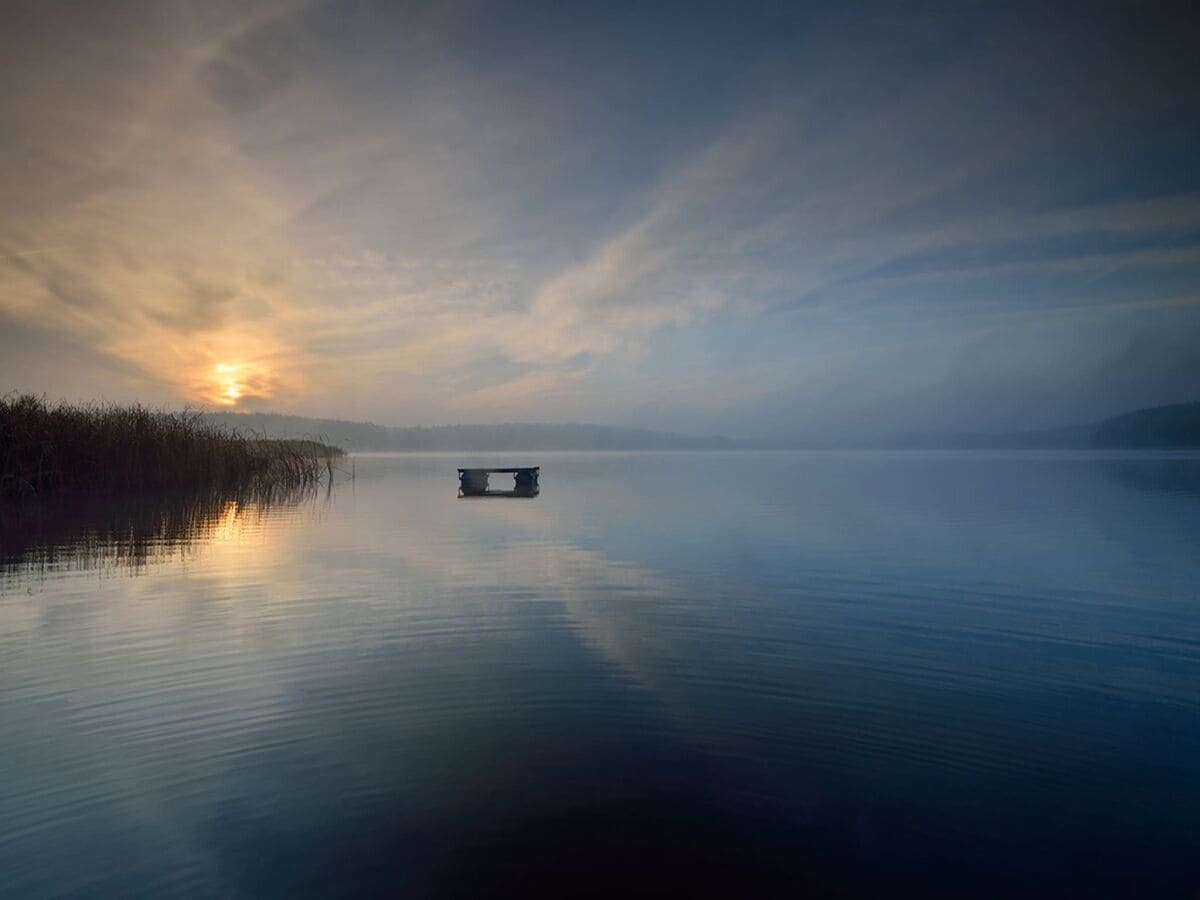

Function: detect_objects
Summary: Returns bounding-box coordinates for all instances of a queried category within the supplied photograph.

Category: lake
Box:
[2,452,1198,897]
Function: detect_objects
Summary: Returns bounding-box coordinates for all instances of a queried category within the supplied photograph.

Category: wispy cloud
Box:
[2,2,1198,433]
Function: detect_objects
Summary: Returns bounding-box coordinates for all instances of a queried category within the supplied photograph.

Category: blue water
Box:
[1,452,1198,897]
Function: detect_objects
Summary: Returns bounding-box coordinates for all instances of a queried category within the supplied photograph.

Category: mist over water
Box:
[2,452,1198,897]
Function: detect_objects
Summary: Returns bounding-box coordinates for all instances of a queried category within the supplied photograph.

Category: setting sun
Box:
[206,361,268,407]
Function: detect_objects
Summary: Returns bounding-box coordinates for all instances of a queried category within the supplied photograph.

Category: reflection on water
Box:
[1,452,1198,897]
[458,487,540,499]
[0,485,326,582]
[1101,455,1200,498]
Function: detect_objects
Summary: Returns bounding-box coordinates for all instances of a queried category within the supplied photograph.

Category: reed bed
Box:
[1,394,343,499]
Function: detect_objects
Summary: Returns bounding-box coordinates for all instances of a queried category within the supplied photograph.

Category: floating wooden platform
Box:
[458,466,539,498]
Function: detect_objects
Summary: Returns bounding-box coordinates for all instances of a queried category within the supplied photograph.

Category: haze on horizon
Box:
[2,1,1199,442]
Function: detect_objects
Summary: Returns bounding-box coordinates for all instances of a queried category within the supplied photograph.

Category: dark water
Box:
[2,452,1198,898]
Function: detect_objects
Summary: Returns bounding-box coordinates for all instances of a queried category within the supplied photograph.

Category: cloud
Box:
[0,2,324,406]
[2,2,1198,433]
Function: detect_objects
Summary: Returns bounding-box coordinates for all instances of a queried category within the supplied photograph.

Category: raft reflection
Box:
[457,486,540,499]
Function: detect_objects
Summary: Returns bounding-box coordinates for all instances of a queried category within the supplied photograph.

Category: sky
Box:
[2,0,1199,440]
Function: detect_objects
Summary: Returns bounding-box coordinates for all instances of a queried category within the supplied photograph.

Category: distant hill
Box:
[1092,402,1200,448]
[201,412,735,452]
[888,403,1200,450]
[883,424,1094,450]
[201,401,1200,452]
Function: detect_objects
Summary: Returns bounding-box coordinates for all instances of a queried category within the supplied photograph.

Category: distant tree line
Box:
[1091,402,1200,449]
[202,412,736,451]
[202,401,1200,452]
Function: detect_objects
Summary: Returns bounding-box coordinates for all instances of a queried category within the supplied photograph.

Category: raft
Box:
[458,467,539,498]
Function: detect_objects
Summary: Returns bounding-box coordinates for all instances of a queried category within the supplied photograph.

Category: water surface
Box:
[2,452,1198,897]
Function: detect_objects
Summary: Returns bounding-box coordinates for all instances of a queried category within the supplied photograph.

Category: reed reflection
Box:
[0,484,325,582]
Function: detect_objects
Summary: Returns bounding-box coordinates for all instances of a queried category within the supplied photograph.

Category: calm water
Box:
[2,452,1198,897]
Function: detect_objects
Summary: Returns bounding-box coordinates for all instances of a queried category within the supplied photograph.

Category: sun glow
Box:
[206,360,268,407]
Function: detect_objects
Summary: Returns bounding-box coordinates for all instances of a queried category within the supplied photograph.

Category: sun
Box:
[207,361,264,407]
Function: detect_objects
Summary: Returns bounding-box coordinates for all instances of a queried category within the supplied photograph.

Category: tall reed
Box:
[1,394,343,499]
